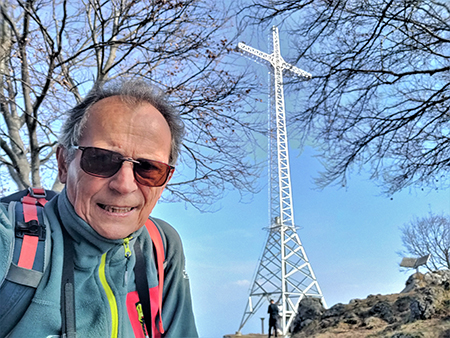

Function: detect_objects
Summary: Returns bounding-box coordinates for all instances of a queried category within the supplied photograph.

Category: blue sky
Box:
[150,21,450,337]
[152,144,450,337]
[2,14,446,338]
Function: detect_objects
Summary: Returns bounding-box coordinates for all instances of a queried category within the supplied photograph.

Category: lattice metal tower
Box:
[237,26,326,336]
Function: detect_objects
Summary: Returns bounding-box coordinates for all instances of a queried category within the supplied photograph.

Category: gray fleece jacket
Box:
[0,189,198,338]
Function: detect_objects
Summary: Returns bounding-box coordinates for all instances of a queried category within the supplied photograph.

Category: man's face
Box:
[57,96,172,239]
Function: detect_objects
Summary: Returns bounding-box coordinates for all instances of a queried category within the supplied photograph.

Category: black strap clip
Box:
[27,187,47,199]
[16,220,46,240]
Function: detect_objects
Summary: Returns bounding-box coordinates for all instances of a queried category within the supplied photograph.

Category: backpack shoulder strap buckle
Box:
[27,187,47,199]
[16,220,46,240]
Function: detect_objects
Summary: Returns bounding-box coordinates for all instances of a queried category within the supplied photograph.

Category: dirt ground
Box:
[224,333,286,338]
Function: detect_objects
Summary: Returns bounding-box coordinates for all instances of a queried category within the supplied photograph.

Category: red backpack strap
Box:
[145,218,165,334]
[17,188,48,269]
[0,188,57,337]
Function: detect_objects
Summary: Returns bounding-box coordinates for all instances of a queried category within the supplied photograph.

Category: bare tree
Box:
[241,0,450,195]
[0,0,264,210]
[399,212,450,271]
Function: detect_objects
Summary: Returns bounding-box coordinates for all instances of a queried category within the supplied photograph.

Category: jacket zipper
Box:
[123,236,132,286]
[99,253,119,338]
[123,237,132,258]
[136,302,149,338]
[98,237,133,338]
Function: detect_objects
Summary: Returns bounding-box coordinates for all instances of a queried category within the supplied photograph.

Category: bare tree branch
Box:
[242,0,450,194]
[399,212,450,271]
[0,0,264,210]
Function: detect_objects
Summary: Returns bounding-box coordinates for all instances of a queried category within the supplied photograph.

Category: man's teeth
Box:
[102,205,133,213]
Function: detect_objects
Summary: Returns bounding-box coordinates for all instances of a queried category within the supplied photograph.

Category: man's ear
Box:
[56,146,68,184]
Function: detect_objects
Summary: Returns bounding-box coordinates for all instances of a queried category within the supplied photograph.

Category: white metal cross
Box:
[237,26,325,336]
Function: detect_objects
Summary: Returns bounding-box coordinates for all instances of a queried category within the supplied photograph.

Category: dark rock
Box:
[444,281,450,291]
[349,298,361,305]
[409,291,436,321]
[401,270,450,293]
[391,333,423,338]
[343,312,359,325]
[321,303,345,319]
[369,300,395,323]
[301,319,312,328]
[402,273,423,293]
[366,294,382,306]
[319,319,334,329]
[290,297,324,333]
[394,296,413,313]
[297,297,325,320]
[439,329,450,338]
[358,309,370,320]
[409,297,426,321]
[291,270,450,337]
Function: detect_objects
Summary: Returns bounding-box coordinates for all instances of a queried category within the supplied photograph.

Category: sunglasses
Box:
[72,146,174,187]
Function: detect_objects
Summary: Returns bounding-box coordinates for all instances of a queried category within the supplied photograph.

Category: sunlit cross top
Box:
[238,26,311,81]
[238,26,312,228]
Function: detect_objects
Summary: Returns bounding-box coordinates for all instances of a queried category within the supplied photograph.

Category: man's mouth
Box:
[98,204,134,213]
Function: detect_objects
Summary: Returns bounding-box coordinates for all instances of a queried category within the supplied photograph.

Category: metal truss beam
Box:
[237,26,325,336]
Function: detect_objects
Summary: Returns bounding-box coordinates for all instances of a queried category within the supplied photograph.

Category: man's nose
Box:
[108,161,138,194]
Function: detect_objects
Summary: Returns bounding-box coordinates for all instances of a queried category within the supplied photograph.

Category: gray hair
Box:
[59,79,184,165]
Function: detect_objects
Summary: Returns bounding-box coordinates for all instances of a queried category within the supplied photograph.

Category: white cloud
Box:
[234,279,251,287]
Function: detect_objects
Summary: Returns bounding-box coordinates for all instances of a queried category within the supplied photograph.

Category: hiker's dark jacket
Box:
[268,303,279,319]
[0,189,198,337]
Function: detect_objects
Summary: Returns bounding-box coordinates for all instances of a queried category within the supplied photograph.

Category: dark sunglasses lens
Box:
[134,160,171,187]
[80,147,121,177]
[79,147,171,186]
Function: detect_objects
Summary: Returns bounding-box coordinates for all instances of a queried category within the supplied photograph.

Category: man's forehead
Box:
[90,95,153,111]
[79,95,171,155]
[85,96,166,126]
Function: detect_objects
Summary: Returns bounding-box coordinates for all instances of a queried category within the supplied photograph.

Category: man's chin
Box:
[90,222,135,240]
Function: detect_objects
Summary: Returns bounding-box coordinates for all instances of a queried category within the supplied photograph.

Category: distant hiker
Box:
[268,299,279,337]
[0,79,198,337]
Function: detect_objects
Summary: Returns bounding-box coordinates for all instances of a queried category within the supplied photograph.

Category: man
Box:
[0,80,198,337]
[267,299,279,338]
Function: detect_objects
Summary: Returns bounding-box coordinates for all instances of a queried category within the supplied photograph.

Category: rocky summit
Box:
[291,270,450,338]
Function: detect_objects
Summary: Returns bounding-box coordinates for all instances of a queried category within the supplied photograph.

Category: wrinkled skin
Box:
[57,96,173,239]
